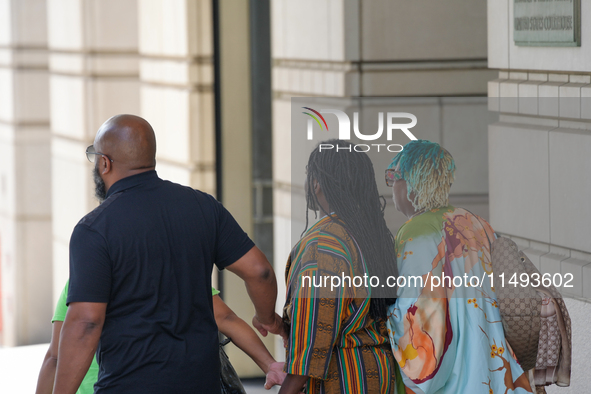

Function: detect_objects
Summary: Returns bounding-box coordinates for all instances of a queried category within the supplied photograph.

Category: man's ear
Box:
[100,155,112,175]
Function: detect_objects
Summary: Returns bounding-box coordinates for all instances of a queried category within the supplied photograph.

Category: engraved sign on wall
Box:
[514,0,581,46]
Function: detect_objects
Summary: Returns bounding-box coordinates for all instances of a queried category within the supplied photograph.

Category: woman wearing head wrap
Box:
[385,140,532,394]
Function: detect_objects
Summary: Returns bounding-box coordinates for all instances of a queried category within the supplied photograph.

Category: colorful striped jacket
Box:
[283,215,396,394]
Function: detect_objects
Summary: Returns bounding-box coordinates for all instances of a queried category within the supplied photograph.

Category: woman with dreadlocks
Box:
[268,139,398,394]
[385,140,532,394]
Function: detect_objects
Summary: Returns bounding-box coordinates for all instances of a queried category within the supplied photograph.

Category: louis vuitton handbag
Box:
[489,237,572,391]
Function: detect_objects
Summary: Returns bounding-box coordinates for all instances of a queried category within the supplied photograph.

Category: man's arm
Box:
[53,302,106,394]
[225,246,282,333]
[35,321,63,394]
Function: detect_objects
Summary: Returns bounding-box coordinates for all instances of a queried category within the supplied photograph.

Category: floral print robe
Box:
[387,206,532,394]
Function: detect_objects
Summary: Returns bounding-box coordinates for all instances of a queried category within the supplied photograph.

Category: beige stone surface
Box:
[0,0,52,346]
[540,252,568,281]
[12,0,47,46]
[441,99,493,195]
[549,129,591,253]
[0,217,18,346]
[570,75,591,84]
[584,263,591,300]
[50,137,96,243]
[362,68,495,96]
[488,78,506,112]
[0,0,12,46]
[272,0,351,61]
[499,114,559,128]
[138,0,199,57]
[86,0,138,50]
[141,85,192,163]
[488,123,551,243]
[140,58,196,86]
[361,0,487,61]
[487,0,509,69]
[87,78,140,134]
[52,238,69,305]
[522,244,550,272]
[13,70,50,123]
[138,0,213,194]
[499,80,520,112]
[559,85,589,119]
[509,71,527,81]
[47,0,84,50]
[561,257,589,298]
[272,99,291,186]
[528,73,548,82]
[86,53,140,75]
[518,82,539,115]
[0,69,15,122]
[49,75,86,138]
[0,128,17,216]
[273,65,361,97]
[16,219,53,344]
[508,235,531,249]
[581,86,591,120]
[539,82,564,118]
[14,128,52,217]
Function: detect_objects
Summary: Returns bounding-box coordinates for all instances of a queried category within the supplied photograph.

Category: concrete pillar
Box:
[487,0,591,391]
[47,0,140,304]
[0,0,52,346]
[138,0,215,191]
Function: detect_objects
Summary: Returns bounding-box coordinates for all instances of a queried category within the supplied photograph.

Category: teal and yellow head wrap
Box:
[388,140,456,211]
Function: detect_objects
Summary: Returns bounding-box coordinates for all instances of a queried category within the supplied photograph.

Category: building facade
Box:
[487,1,591,392]
[0,0,588,387]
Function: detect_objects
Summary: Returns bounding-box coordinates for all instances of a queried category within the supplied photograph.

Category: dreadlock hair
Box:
[303,139,397,321]
[388,140,456,212]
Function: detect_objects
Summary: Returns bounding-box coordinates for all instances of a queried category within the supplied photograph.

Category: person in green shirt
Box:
[35,280,97,394]
[35,281,285,393]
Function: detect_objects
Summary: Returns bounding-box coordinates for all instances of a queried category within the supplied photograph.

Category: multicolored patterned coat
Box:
[387,206,532,394]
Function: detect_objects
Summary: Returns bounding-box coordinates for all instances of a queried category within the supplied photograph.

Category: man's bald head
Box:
[94,114,157,171]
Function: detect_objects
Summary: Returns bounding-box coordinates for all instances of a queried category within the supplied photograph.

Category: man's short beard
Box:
[93,164,107,203]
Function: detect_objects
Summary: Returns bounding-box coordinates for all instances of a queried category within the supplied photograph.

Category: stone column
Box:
[47,0,140,304]
[138,0,215,191]
[0,0,51,346]
[488,1,591,392]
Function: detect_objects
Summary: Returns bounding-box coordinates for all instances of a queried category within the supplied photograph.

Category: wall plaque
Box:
[514,0,581,46]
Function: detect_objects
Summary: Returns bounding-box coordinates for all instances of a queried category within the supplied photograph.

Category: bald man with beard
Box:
[53,115,283,394]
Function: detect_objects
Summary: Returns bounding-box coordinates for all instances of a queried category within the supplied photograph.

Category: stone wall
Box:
[488,0,591,390]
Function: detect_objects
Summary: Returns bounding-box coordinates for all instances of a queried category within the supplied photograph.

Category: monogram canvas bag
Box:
[469,212,572,391]
[489,237,571,390]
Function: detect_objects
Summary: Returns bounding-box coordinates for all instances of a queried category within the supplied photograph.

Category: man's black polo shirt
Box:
[67,170,254,393]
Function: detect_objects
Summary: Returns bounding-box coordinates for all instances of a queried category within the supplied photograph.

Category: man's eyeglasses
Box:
[385,168,402,187]
[86,145,114,163]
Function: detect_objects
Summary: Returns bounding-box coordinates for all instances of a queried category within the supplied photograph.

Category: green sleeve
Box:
[52,280,69,323]
[212,287,220,296]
